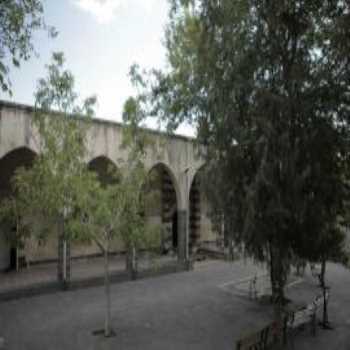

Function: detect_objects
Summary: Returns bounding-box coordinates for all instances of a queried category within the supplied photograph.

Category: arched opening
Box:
[71,156,120,263]
[0,147,36,198]
[189,172,201,251]
[189,167,216,254]
[144,163,179,255]
[88,156,119,186]
[0,147,37,271]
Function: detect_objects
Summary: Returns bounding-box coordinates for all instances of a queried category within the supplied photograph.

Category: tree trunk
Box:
[227,234,234,261]
[132,245,137,278]
[104,249,111,337]
[269,245,277,301]
[57,218,64,284]
[320,259,330,328]
[320,258,326,289]
[269,244,286,345]
[269,245,286,306]
[126,244,138,280]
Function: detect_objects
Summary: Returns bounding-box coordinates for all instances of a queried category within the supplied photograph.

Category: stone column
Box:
[177,209,190,269]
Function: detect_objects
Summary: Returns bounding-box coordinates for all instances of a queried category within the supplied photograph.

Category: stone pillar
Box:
[177,209,190,269]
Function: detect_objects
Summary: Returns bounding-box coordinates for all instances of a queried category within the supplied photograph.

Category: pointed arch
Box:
[87,156,119,185]
[0,147,37,198]
[188,165,216,250]
[0,147,37,271]
[145,163,180,252]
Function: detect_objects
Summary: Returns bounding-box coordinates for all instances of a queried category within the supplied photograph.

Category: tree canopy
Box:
[0,0,56,94]
[13,52,96,243]
[129,0,350,304]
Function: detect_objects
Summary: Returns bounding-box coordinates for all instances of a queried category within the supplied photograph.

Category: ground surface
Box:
[0,254,176,294]
[1,259,350,350]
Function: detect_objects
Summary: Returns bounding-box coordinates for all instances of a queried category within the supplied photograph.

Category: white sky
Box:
[0,0,194,137]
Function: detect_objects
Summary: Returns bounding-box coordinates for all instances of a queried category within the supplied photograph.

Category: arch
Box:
[188,165,215,251]
[0,147,37,198]
[147,162,181,207]
[0,141,37,161]
[0,147,37,271]
[144,163,180,253]
[188,164,206,197]
[188,167,203,250]
[87,156,119,185]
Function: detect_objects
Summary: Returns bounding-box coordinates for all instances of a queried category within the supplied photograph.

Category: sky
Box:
[0,0,194,137]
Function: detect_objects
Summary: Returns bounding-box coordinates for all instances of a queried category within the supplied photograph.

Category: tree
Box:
[68,97,160,337]
[292,118,349,328]
[129,0,350,315]
[0,0,56,94]
[69,156,154,337]
[5,52,158,338]
[12,51,96,286]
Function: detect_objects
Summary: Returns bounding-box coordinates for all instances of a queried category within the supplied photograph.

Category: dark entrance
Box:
[0,147,36,271]
[172,211,178,248]
[145,163,179,254]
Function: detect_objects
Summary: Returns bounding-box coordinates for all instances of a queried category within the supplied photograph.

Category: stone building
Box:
[0,100,218,273]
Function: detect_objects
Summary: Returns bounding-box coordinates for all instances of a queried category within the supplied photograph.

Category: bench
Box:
[236,289,330,349]
[283,289,330,344]
[236,322,280,350]
[284,303,316,334]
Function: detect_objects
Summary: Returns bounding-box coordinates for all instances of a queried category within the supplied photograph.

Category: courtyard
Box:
[0,253,177,298]
[1,259,350,350]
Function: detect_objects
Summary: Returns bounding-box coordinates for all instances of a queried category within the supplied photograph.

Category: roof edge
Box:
[0,99,196,143]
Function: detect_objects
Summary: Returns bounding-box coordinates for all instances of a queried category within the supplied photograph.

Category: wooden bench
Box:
[236,290,330,349]
[236,322,280,350]
[283,290,330,344]
[284,304,316,334]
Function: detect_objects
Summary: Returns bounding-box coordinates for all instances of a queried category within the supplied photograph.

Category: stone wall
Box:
[0,100,218,270]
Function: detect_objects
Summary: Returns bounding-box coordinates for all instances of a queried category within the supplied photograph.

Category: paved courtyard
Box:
[0,253,177,295]
[0,259,350,349]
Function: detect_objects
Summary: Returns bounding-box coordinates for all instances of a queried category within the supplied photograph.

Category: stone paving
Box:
[0,259,349,349]
[0,253,177,294]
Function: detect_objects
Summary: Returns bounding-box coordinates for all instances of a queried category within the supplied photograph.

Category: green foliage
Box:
[61,90,161,254]
[0,195,30,249]
[69,156,160,254]
[122,96,152,156]
[130,0,350,302]
[0,0,57,94]
[12,52,96,242]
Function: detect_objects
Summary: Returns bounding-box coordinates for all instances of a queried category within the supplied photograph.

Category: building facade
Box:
[0,101,217,272]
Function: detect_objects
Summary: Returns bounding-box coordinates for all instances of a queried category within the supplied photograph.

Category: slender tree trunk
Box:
[104,248,111,337]
[15,218,19,272]
[269,244,287,344]
[132,245,137,279]
[320,258,326,289]
[228,235,234,261]
[57,218,64,285]
[320,259,330,328]
[270,244,286,306]
[269,244,277,301]
[126,244,138,280]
